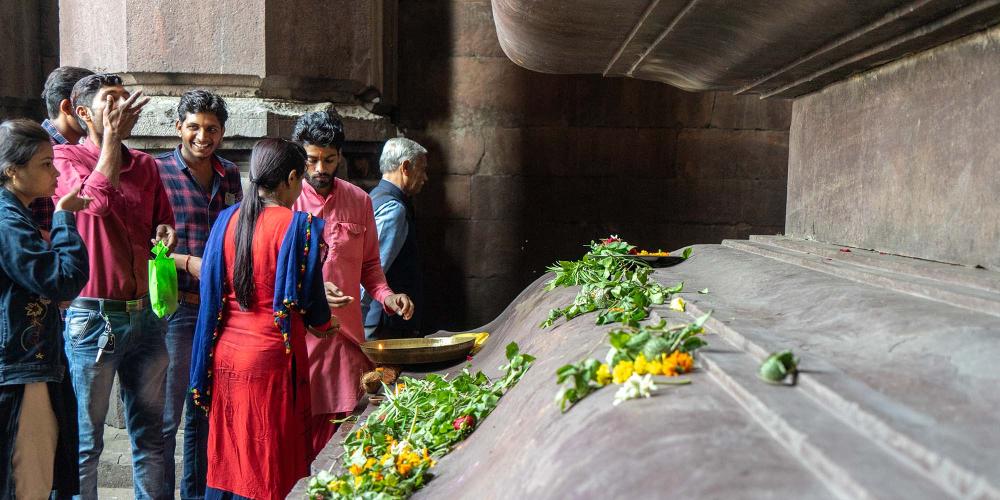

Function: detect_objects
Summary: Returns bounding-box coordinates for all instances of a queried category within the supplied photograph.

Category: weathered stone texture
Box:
[787,24,1000,269]
[399,1,791,331]
[0,0,58,121]
[123,0,265,75]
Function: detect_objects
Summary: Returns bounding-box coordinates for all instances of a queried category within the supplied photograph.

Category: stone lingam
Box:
[296,2,1000,498]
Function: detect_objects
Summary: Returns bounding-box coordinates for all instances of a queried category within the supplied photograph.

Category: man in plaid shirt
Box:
[33,66,93,233]
[155,90,242,498]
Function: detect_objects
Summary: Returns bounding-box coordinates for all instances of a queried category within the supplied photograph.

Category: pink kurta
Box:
[293,179,394,415]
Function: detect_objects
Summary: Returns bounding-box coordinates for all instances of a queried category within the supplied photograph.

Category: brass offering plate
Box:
[361,336,476,365]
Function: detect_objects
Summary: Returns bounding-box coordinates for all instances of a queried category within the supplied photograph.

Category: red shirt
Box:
[293,179,394,415]
[53,140,175,300]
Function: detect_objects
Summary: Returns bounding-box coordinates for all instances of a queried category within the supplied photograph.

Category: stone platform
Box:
[296,240,1000,499]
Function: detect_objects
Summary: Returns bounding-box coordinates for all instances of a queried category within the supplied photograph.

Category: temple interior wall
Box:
[398,0,792,330]
[0,0,793,331]
[787,24,1000,270]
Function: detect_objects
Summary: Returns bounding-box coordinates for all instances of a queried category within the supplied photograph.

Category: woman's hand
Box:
[54,184,93,213]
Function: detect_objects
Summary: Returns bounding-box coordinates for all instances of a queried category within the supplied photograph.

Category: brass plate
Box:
[361,336,476,365]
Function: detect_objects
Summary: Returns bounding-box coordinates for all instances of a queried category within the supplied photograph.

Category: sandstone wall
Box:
[397,0,792,331]
[787,24,1000,270]
[0,0,58,120]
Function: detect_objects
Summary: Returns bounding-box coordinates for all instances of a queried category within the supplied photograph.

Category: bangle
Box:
[184,256,191,274]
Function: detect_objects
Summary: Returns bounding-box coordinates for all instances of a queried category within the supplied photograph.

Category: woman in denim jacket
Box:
[0,119,90,499]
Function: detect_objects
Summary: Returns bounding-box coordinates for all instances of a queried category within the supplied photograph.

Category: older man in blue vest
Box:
[361,137,428,339]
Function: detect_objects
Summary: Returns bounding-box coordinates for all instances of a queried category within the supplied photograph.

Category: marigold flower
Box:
[595,363,612,386]
[673,351,694,373]
[633,354,650,375]
[647,359,663,376]
[612,360,634,385]
[349,464,364,476]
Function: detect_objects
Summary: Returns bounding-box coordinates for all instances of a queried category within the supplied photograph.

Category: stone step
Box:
[697,330,950,499]
[674,244,1000,498]
[724,237,1000,317]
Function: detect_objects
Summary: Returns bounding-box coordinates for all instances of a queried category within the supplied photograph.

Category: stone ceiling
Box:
[491,0,1000,98]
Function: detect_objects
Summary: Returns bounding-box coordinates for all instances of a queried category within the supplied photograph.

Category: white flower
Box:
[612,373,657,406]
[391,439,410,455]
[669,296,686,312]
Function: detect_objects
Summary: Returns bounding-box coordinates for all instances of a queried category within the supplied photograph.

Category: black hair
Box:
[291,111,345,151]
[177,89,229,127]
[41,66,94,120]
[0,119,51,187]
[70,73,124,132]
[232,139,307,309]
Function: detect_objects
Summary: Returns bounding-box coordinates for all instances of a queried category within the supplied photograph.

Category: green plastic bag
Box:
[149,241,178,318]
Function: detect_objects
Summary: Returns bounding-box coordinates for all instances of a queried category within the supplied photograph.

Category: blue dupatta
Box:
[189,203,329,412]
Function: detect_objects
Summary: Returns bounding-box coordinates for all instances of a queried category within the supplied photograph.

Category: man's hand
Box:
[325,282,354,309]
[54,184,93,213]
[103,90,150,141]
[152,224,177,253]
[385,293,414,320]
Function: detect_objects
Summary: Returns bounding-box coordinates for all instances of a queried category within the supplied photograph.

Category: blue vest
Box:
[368,180,422,332]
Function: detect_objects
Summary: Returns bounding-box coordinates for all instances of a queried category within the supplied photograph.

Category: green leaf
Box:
[642,337,672,360]
[698,288,709,294]
[682,247,693,259]
[506,342,519,360]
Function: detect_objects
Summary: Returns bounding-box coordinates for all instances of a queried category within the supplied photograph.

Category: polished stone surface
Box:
[787,24,1000,270]
[297,242,1000,498]
[491,0,1000,98]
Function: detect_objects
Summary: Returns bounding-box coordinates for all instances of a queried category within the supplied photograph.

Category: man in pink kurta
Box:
[290,111,415,455]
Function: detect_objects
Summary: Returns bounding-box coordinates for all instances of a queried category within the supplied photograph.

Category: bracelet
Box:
[184,255,191,274]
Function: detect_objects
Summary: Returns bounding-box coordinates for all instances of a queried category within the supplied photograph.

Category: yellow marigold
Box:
[327,480,345,492]
[612,361,634,385]
[394,383,406,395]
[608,307,624,313]
[633,354,649,375]
[349,464,364,476]
[397,462,413,476]
[364,457,377,470]
[595,363,612,386]
[647,359,663,376]
[354,475,363,487]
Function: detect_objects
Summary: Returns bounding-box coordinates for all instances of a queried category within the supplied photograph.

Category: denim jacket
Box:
[0,188,88,385]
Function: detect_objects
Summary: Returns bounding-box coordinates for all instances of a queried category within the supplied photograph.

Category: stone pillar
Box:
[58,0,398,427]
[0,0,58,120]
[59,0,397,178]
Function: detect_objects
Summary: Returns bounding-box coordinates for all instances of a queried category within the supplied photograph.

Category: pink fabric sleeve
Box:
[359,200,395,312]
[53,151,118,217]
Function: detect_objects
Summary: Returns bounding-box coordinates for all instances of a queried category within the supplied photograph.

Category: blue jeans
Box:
[63,305,169,500]
[163,303,209,499]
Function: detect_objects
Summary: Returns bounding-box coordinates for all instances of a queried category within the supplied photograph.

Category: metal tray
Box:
[361,336,476,365]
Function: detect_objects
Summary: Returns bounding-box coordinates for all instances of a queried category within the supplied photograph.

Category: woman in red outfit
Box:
[189,139,338,500]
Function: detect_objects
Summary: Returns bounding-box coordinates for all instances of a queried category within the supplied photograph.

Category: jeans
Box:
[163,303,209,499]
[63,305,169,500]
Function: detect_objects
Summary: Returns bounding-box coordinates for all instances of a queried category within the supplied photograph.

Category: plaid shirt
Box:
[30,119,68,232]
[156,146,243,293]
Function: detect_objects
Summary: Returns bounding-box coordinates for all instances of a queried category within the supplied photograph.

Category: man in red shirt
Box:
[53,73,177,499]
